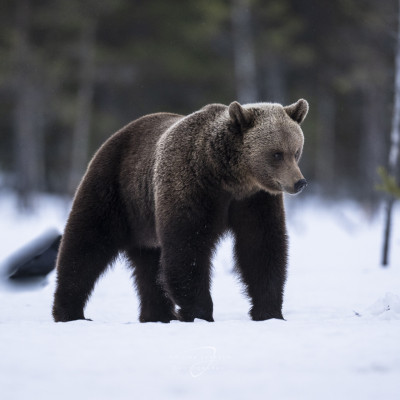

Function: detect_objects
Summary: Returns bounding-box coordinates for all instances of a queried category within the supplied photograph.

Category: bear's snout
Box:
[294,178,307,194]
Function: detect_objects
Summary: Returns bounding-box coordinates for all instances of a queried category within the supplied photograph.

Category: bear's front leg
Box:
[126,246,177,323]
[229,191,288,321]
[158,210,217,322]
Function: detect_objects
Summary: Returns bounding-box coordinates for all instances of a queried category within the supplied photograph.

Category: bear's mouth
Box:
[263,180,284,195]
[282,183,304,195]
[277,181,298,195]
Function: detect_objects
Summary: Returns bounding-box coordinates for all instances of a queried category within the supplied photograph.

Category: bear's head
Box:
[229,99,309,195]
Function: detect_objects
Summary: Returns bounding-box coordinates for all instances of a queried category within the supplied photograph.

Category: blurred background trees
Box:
[0,0,398,209]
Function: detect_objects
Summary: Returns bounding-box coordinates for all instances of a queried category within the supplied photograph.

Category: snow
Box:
[0,192,399,400]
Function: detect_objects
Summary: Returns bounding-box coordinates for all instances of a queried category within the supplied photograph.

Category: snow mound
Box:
[366,293,400,320]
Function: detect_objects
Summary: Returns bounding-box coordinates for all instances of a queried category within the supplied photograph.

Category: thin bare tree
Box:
[231,0,258,103]
[13,0,45,210]
[382,0,400,266]
[68,19,96,196]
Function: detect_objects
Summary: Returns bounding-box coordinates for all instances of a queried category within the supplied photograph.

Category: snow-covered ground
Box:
[0,192,399,400]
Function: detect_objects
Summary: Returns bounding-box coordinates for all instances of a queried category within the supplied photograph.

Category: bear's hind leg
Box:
[53,232,119,322]
[127,247,177,323]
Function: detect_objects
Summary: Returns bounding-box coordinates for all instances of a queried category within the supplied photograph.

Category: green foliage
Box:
[376,167,400,199]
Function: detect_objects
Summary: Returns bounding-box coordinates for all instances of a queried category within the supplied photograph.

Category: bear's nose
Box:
[294,179,307,194]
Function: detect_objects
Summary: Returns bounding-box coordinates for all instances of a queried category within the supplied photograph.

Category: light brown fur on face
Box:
[238,99,308,195]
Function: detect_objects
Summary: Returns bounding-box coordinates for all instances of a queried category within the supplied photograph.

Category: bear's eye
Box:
[274,152,284,161]
[295,150,300,161]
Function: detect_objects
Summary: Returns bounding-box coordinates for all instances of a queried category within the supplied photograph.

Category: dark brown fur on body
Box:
[52,99,309,323]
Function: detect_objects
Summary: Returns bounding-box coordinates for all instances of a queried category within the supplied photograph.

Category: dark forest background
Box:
[0,0,398,210]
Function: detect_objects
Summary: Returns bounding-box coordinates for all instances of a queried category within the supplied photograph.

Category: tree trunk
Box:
[67,20,96,196]
[263,53,286,104]
[315,88,335,195]
[231,0,258,104]
[361,85,385,206]
[382,0,400,266]
[13,0,45,210]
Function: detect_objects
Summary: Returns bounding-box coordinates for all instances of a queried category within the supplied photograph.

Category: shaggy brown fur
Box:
[52,99,309,323]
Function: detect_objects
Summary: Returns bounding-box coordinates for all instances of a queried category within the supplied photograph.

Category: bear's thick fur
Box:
[52,99,309,323]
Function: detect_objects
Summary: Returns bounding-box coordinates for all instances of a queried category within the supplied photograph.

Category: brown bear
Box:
[52,99,309,323]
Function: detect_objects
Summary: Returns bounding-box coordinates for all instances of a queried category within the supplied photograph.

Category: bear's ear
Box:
[228,101,253,133]
[284,99,309,125]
